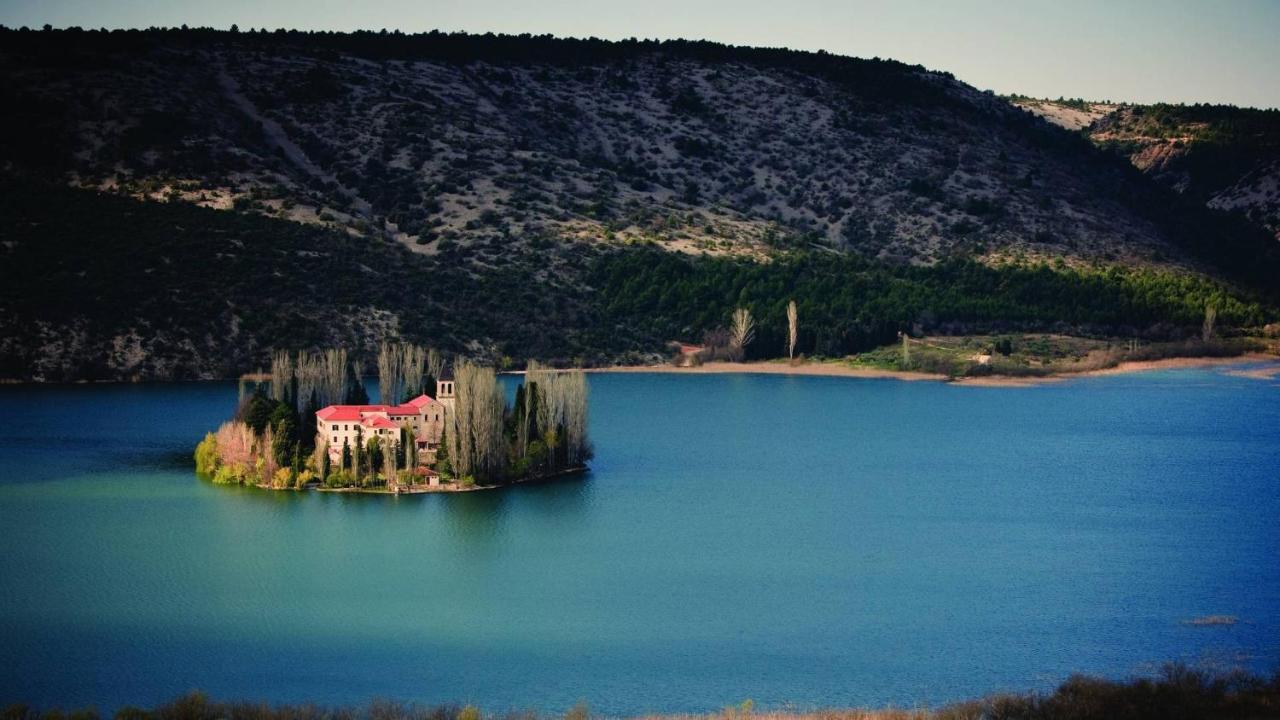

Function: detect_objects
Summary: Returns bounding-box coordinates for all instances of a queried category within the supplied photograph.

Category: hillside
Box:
[1,27,1277,380]
[1012,97,1280,241]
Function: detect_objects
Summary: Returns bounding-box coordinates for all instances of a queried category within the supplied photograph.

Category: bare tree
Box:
[294,352,316,412]
[561,371,589,466]
[527,366,590,469]
[214,421,256,472]
[730,308,755,361]
[269,350,294,405]
[311,438,329,479]
[535,366,566,468]
[1203,305,1217,343]
[401,423,416,471]
[445,364,474,478]
[446,360,507,481]
[259,425,279,483]
[322,348,348,407]
[377,342,404,405]
[786,300,798,360]
[403,344,426,399]
[385,436,398,487]
[269,348,356,412]
[426,348,445,387]
[701,327,732,362]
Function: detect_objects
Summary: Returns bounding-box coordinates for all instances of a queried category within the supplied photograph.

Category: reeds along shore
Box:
[9,664,1280,720]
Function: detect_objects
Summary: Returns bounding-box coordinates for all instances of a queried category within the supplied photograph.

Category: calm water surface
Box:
[1,369,1278,712]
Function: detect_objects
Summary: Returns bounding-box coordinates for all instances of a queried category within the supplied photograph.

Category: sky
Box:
[2,0,1277,108]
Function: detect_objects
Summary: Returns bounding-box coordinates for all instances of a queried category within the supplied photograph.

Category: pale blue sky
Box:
[2,0,1277,108]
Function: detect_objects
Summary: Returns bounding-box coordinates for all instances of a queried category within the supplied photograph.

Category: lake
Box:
[1,368,1278,714]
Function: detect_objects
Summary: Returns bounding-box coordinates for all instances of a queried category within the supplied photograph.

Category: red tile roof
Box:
[316,398,435,423]
[316,406,367,421]
[363,416,399,430]
[386,403,426,415]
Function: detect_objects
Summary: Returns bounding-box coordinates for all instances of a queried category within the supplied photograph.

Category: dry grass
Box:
[8,664,1280,720]
[854,335,1270,380]
[631,712,929,720]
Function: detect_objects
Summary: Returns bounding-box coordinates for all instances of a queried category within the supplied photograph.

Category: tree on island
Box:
[365,436,383,487]
[377,342,444,403]
[352,427,363,483]
[344,362,369,404]
[198,347,592,492]
[436,425,450,476]
[445,360,507,483]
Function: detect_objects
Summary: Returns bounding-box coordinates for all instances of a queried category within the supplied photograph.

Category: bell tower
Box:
[435,378,456,410]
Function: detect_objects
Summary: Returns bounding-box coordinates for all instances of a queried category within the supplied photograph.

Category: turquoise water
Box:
[1,368,1278,713]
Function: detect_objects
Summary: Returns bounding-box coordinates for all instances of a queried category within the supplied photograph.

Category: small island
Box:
[195,344,591,493]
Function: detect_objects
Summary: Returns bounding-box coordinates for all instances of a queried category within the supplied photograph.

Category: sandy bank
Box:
[591,354,1280,387]
[590,360,946,381]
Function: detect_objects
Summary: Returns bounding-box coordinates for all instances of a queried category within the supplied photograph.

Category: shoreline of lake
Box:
[309,465,588,494]
[590,352,1280,386]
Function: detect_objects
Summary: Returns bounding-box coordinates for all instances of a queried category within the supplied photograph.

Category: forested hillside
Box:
[1,184,1269,381]
[1,27,1277,380]
[1012,97,1280,241]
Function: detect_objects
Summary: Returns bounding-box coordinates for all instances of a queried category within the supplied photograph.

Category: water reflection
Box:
[441,489,509,548]
[2,373,1279,714]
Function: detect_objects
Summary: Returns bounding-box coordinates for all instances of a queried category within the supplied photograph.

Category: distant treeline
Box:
[0,25,951,106]
[594,247,1273,359]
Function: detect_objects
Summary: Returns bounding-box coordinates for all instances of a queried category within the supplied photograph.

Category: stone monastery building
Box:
[315,379,456,460]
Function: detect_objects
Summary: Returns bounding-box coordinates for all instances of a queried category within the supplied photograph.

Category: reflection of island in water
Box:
[195,346,592,495]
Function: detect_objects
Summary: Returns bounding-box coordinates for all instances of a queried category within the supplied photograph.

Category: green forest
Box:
[0,183,1274,379]
[592,248,1271,358]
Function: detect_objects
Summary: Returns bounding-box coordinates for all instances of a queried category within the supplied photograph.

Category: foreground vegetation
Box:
[7,664,1279,720]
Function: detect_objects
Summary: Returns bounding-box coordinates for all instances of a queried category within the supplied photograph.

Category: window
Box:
[331,424,338,431]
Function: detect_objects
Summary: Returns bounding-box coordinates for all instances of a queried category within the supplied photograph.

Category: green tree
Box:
[366,436,383,485]
[194,432,218,474]
[239,392,275,434]
[344,364,369,404]
[436,425,450,475]
[271,412,298,467]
